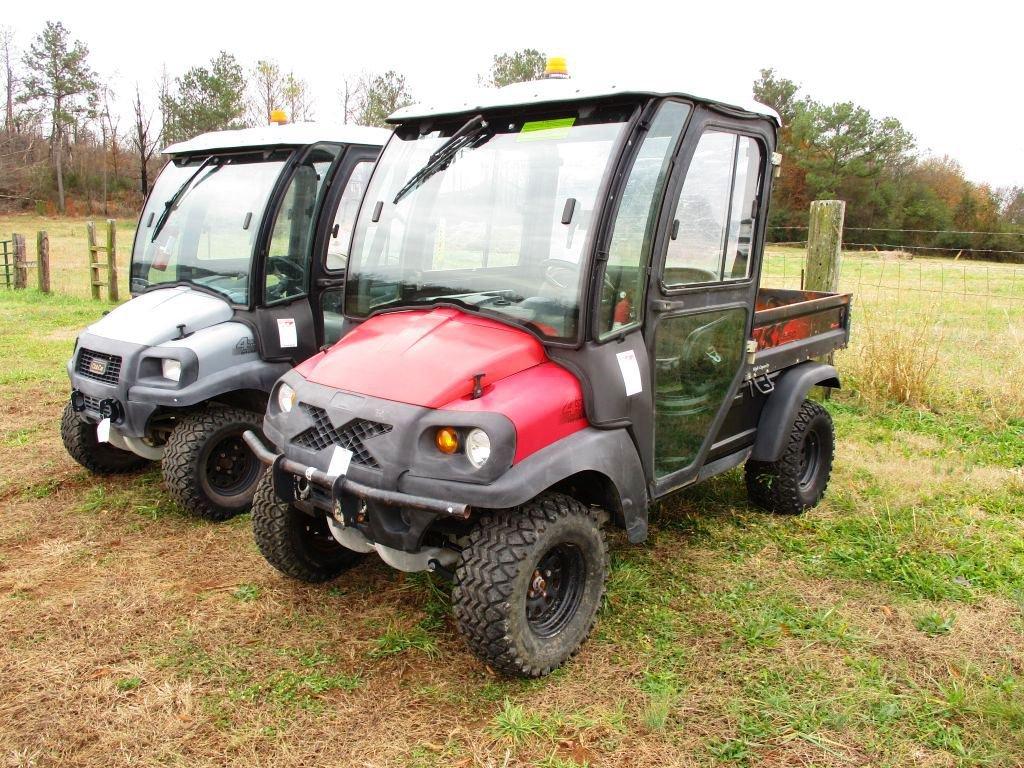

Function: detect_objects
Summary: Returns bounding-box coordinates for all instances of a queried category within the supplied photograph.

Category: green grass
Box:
[2,256,1024,765]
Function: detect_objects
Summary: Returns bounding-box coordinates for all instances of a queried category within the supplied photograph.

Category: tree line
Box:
[1,24,1019,260]
[754,69,1023,258]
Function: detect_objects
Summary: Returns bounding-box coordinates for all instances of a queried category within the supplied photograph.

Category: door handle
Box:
[651,300,675,313]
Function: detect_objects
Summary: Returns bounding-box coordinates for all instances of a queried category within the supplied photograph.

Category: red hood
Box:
[304,308,547,408]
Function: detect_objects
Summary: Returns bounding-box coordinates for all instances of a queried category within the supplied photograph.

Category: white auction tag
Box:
[327,446,353,477]
[96,418,111,443]
[277,318,298,348]
[616,349,643,397]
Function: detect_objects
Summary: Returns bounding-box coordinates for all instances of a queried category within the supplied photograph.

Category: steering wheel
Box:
[266,256,306,298]
[539,258,581,291]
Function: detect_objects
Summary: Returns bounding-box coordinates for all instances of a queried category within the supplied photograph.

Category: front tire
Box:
[745,398,834,515]
[60,402,149,474]
[251,473,363,582]
[452,493,608,678]
[162,405,265,520]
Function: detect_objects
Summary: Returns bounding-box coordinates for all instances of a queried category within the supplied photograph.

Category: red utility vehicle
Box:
[244,74,852,677]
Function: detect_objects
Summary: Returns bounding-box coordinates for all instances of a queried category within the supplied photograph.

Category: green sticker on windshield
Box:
[517,117,576,141]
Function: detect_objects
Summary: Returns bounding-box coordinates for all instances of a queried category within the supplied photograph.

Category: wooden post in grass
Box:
[36,231,50,293]
[12,233,26,289]
[105,219,119,302]
[87,220,119,301]
[87,221,101,299]
[805,200,845,293]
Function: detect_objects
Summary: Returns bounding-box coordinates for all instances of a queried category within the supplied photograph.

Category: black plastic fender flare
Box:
[749,362,841,463]
[397,426,651,543]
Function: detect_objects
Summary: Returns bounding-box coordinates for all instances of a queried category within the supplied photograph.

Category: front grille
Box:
[292,403,392,469]
[76,349,122,385]
[82,394,103,413]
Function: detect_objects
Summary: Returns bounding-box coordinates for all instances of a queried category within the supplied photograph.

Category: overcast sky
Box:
[4,0,1021,188]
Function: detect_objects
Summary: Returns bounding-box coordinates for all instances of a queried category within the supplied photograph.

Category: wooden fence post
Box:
[105,219,119,302]
[12,233,26,289]
[87,221,101,299]
[805,200,846,292]
[36,231,50,294]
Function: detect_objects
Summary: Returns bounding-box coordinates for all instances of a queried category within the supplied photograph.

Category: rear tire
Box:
[60,402,149,474]
[745,398,834,515]
[251,473,363,583]
[162,405,265,521]
[452,493,608,678]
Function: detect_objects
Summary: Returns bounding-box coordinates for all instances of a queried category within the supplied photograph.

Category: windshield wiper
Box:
[392,114,492,205]
[150,157,221,242]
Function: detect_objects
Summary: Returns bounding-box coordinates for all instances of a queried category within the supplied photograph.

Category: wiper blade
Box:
[392,114,491,205]
[150,157,220,242]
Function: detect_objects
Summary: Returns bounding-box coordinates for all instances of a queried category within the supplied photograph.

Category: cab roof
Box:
[389,77,780,126]
[163,123,391,156]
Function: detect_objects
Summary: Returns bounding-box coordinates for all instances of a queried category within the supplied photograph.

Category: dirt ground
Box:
[1,291,1023,767]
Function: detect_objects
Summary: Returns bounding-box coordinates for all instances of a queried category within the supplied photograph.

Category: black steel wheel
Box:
[162,405,265,520]
[526,543,587,638]
[745,398,834,515]
[60,402,150,475]
[453,493,608,678]
[251,473,363,583]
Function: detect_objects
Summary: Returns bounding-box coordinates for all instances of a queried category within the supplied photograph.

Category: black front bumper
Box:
[244,430,470,551]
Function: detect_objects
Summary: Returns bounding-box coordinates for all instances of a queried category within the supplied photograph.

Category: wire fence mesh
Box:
[762,240,1024,409]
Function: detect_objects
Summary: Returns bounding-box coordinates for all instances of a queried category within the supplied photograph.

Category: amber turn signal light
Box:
[435,427,460,454]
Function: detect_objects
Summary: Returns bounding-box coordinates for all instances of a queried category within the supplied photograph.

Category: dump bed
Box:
[747,288,852,379]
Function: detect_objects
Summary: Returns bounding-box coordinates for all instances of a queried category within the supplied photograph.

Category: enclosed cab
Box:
[62,123,389,519]
[245,77,851,676]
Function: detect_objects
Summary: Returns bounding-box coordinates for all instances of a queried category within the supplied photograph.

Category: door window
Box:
[264,147,337,303]
[653,307,747,477]
[321,288,345,345]
[598,101,690,339]
[325,160,374,271]
[664,132,762,287]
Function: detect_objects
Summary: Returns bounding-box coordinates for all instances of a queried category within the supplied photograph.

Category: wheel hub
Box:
[205,435,258,495]
[525,544,585,638]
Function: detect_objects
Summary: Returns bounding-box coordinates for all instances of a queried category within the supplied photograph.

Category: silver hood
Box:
[86,286,233,347]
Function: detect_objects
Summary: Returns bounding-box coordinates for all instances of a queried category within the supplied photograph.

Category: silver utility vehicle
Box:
[62,123,389,519]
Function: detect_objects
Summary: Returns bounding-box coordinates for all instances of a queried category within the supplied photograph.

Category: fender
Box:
[398,426,651,543]
[129,359,291,408]
[750,361,840,462]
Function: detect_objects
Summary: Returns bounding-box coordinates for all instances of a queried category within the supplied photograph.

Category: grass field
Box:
[1,220,1023,766]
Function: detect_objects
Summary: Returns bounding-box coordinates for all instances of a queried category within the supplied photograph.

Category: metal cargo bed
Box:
[747,288,852,378]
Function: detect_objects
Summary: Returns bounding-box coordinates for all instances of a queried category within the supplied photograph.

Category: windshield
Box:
[344,104,634,341]
[130,151,290,304]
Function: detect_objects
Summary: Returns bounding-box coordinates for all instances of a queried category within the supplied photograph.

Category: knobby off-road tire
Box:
[251,472,363,583]
[60,402,150,474]
[745,398,834,515]
[452,493,609,678]
[162,405,264,521]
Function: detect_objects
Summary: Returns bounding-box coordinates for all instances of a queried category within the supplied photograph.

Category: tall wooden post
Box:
[105,219,119,302]
[12,233,26,289]
[36,231,50,294]
[805,200,845,292]
[87,221,101,299]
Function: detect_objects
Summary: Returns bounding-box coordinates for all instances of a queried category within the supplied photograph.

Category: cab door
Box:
[257,144,378,362]
[309,147,378,347]
[645,110,771,496]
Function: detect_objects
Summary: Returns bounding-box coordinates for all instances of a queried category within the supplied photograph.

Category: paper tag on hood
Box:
[277,318,297,348]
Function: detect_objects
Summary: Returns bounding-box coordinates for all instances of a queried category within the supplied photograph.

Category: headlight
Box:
[277,382,297,413]
[161,359,182,382]
[465,428,491,468]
